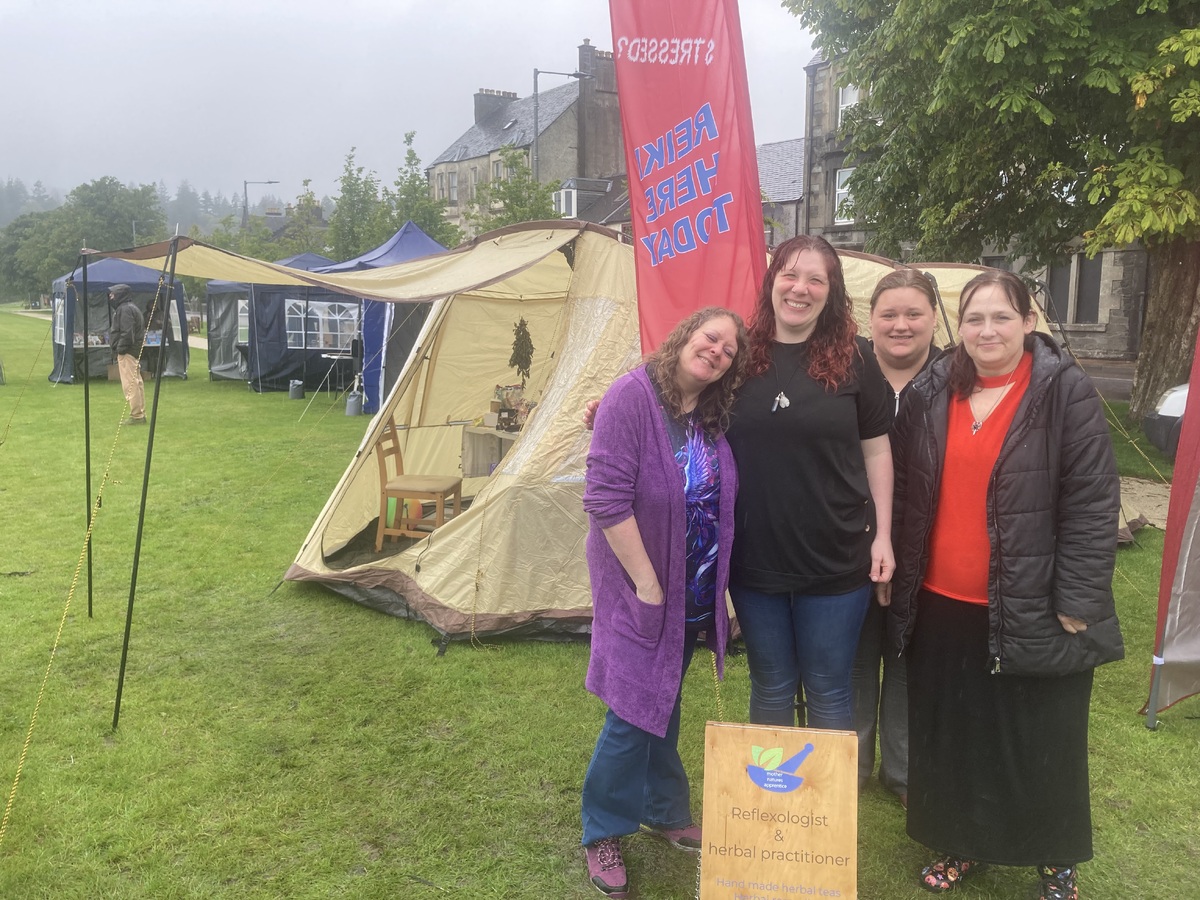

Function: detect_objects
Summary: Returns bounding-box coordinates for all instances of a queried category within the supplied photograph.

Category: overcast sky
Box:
[0,0,813,205]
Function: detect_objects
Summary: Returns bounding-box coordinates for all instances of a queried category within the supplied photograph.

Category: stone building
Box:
[426,40,624,236]
[757,138,805,248]
[802,52,870,251]
[803,52,1145,359]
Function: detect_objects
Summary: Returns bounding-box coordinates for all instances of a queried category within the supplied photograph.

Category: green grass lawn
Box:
[2,308,1197,899]
[1103,399,1176,482]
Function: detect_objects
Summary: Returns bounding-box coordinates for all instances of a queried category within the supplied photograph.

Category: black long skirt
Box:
[907,590,1095,866]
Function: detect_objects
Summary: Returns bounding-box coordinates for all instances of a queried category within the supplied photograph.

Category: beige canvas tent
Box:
[97,227,1040,641]
[275,230,1042,641]
[837,249,1053,343]
[283,222,641,639]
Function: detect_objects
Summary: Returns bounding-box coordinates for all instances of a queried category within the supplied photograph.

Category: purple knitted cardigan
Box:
[583,366,736,737]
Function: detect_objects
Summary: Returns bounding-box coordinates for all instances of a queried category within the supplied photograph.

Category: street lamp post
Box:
[532,69,592,183]
[242,179,279,228]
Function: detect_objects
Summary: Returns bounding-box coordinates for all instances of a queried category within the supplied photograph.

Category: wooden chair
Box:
[373,417,462,551]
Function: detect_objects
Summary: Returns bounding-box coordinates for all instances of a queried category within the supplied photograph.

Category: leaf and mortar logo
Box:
[747,743,816,793]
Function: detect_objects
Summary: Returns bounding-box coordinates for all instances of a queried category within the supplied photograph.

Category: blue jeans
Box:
[731,583,871,730]
[581,640,696,845]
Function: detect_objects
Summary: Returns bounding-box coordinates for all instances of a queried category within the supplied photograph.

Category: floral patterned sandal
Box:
[1037,865,1078,900]
[920,855,987,893]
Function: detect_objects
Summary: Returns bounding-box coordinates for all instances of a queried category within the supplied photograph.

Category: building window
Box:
[470,167,478,200]
[237,298,250,343]
[833,168,855,224]
[436,172,445,200]
[285,298,305,349]
[53,297,66,345]
[1046,253,1102,325]
[306,300,360,350]
[448,171,458,205]
[493,160,503,180]
[981,255,1012,272]
[837,84,861,128]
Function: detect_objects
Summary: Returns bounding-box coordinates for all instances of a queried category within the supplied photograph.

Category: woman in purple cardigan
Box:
[581,307,748,899]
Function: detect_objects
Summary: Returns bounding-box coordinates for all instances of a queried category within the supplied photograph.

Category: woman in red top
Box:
[888,271,1123,900]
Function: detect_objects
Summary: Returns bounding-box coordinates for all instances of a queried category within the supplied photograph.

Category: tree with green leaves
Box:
[464,146,558,234]
[271,180,329,259]
[378,132,462,249]
[0,176,165,297]
[327,149,383,261]
[167,180,203,234]
[787,0,1200,416]
[202,213,284,261]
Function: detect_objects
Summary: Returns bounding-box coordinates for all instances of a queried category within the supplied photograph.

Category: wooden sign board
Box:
[700,722,857,900]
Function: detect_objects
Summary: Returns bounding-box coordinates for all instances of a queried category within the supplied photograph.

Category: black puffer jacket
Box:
[888,333,1124,676]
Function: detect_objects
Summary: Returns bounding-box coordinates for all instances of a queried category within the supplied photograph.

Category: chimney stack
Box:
[474,88,517,124]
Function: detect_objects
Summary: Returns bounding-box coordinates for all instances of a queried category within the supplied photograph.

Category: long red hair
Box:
[746,235,858,389]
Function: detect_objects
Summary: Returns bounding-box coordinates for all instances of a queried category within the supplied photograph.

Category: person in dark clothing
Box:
[851,268,943,809]
[108,284,146,424]
[888,270,1123,900]
[587,238,896,732]
[725,234,894,731]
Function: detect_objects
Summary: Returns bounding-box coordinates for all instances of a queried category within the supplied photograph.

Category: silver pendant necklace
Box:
[969,366,1018,434]
[771,349,805,413]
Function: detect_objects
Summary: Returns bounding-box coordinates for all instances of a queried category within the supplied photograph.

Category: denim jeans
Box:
[581,639,697,845]
[730,583,872,730]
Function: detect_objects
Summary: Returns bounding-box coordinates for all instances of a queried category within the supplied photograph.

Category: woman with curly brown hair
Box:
[726,234,895,731]
[581,306,748,899]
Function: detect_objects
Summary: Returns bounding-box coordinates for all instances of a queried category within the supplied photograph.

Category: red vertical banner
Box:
[610,0,767,352]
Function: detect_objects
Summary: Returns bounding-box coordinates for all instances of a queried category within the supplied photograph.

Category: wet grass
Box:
[2,309,1197,898]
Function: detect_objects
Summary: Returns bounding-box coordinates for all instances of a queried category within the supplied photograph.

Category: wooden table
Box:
[461,426,520,478]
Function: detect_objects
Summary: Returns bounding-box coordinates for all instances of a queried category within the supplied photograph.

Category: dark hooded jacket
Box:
[888,332,1124,677]
[108,285,145,358]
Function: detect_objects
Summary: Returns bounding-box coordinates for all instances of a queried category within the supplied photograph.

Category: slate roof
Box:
[572,175,630,226]
[429,82,580,166]
[756,138,805,202]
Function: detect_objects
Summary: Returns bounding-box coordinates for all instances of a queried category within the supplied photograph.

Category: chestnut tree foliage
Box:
[786,0,1200,415]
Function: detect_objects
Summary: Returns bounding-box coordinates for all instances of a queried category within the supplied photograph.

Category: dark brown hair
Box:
[746,234,858,389]
[869,268,937,311]
[948,270,1034,399]
[647,306,749,436]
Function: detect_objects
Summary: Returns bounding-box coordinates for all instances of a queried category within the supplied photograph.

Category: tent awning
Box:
[95,223,596,303]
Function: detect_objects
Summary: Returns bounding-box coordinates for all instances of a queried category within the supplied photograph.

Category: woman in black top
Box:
[725,235,894,730]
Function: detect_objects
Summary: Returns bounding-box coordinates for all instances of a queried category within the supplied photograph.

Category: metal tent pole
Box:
[112,237,181,730]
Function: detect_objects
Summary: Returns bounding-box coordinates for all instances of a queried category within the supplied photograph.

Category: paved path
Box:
[1078,358,1136,402]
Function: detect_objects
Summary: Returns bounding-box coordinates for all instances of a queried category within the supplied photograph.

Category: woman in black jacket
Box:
[852,268,944,810]
[888,271,1122,900]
